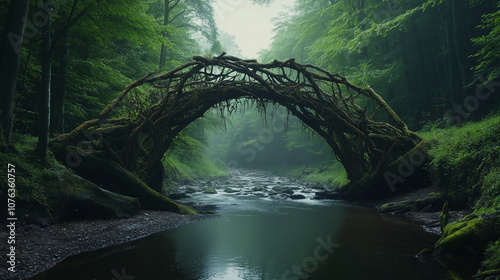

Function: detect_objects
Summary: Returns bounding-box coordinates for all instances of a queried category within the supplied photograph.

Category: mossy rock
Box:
[269,190,279,196]
[435,214,500,259]
[204,187,217,194]
[185,187,198,193]
[379,192,446,214]
[224,188,238,193]
[252,186,265,192]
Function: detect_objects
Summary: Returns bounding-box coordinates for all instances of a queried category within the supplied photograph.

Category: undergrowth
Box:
[163,152,229,193]
[419,113,500,211]
[0,134,85,221]
[273,161,348,190]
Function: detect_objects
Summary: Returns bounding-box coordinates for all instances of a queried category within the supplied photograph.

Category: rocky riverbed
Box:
[1,169,460,280]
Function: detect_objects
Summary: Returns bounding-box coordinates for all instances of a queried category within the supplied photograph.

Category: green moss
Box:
[419,114,500,210]
[163,151,228,193]
[178,204,197,215]
[204,187,217,194]
[273,161,348,190]
[474,169,500,215]
[379,192,446,214]
[0,133,197,222]
[436,215,500,259]
[440,202,450,232]
[0,137,65,218]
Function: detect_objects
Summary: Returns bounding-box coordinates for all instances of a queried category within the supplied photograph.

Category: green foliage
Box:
[260,0,499,129]
[162,117,229,190]
[477,239,500,279]
[163,154,228,185]
[282,163,349,190]
[421,114,500,209]
[205,104,338,170]
[203,103,348,188]
[4,0,220,135]
[0,134,85,219]
[475,169,500,215]
[472,1,500,81]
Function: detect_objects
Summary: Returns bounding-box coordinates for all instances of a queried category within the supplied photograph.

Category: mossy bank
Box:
[415,114,500,279]
[0,134,196,225]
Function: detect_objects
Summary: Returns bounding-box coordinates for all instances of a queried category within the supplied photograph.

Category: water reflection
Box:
[29,169,466,280]
[29,231,193,280]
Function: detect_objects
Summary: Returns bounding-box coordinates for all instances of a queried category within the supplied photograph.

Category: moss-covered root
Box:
[65,146,196,214]
[435,214,500,260]
[378,192,446,214]
[440,202,450,232]
[342,140,430,198]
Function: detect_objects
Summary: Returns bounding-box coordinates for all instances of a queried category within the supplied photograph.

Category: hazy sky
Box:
[212,0,292,59]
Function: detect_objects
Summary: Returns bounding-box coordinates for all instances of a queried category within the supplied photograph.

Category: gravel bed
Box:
[0,210,211,280]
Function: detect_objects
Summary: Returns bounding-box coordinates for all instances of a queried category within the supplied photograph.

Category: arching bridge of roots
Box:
[52,54,425,211]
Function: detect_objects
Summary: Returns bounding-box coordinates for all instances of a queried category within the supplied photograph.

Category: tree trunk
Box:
[0,0,30,150]
[63,146,194,213]
[51,31,69,134]
[159,0,171,71]
[37,0,52,157]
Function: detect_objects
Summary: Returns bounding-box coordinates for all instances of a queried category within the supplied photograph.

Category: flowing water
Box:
[30,168,471,280]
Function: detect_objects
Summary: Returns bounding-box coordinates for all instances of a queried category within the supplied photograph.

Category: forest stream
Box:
[29,168,477,280]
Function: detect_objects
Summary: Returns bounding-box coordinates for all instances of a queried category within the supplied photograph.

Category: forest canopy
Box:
[0,0,499,162]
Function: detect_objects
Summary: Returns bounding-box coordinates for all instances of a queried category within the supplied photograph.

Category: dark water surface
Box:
[31,169,468,280]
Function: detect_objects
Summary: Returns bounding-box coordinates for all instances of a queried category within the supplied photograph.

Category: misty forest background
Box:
[1,0,499,190]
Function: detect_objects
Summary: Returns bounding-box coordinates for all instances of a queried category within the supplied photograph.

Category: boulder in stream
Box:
[204,188,217,194]
[313,191,340,200]
[185,187,198,193]
[224,188,239,193]
[280,189,294,195]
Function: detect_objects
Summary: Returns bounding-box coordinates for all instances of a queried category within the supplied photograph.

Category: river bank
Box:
[0,210,213,280]
[368,186,471,235]
[1,168,452,280]
[17,168,451,280]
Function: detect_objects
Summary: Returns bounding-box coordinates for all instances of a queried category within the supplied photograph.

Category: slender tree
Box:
[36,0,53,157]
[159,0,178,70]
[0,0,30,150]
[157,0,220,70]
[50,31,69,134]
